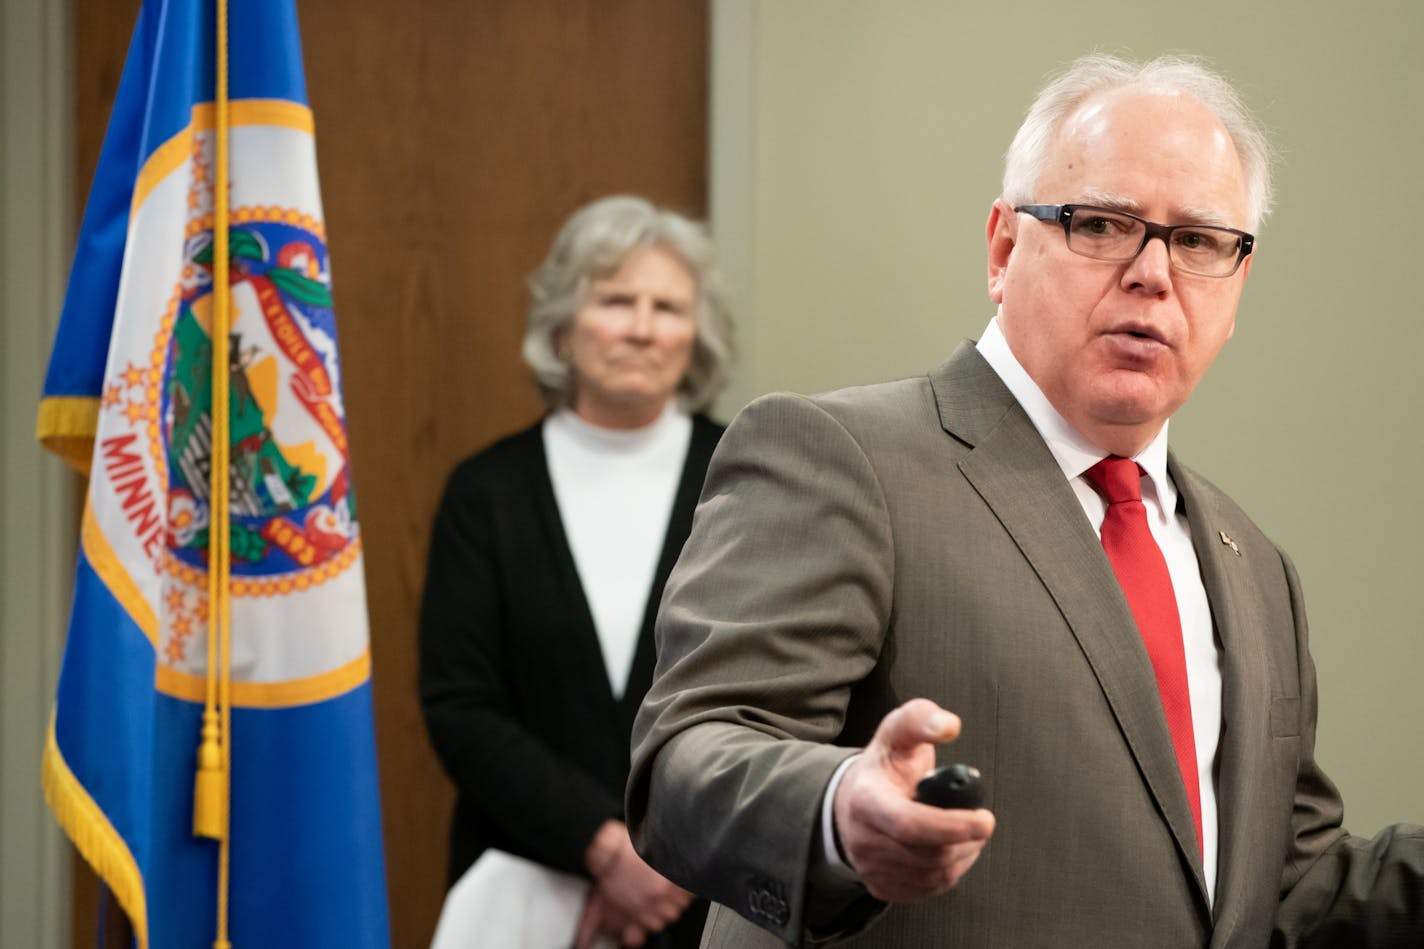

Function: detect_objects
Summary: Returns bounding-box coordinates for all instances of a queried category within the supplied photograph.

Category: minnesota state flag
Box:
[36,1,390,946]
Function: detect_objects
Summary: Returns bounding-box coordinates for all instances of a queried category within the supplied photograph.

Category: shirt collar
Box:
[975,315,1176,513]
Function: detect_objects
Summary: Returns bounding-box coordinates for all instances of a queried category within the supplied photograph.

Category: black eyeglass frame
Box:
[1014,204,1255,278]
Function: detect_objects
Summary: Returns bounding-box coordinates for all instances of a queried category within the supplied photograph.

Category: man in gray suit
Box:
[625,54,1424,947]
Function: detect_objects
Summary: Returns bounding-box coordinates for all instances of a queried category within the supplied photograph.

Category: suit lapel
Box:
[932,343,1210,907]
[1172,460,1272,943]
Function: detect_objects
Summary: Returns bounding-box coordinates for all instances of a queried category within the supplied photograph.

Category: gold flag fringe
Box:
[42,718,150,949]
[34,395,100,475]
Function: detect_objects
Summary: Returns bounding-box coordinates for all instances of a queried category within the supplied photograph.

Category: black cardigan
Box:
[419,413,723,887]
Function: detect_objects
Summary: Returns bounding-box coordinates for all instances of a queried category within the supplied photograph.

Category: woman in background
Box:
[420,195,733,948]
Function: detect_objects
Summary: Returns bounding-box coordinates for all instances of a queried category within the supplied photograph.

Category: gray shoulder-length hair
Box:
[1002,54,1275,232]
[522,195,735,413]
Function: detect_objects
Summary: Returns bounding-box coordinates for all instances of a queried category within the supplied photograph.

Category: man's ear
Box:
[986,199,1017,304]
[1239,243,1256,281]
[1224,243,1256,342]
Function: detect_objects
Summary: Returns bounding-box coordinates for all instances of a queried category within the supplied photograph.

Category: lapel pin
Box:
[1218,530,1241,557]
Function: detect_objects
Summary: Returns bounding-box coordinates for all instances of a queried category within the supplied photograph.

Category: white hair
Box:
[522,195,735,412]
[1002,54,1274,231]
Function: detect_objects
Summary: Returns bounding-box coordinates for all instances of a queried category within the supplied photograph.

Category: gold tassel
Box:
[193,709,225,839]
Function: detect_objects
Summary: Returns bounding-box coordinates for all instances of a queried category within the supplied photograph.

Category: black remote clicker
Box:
[914,763,983,809]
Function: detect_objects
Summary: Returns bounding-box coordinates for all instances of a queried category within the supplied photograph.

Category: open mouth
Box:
[1114,324,1166,346]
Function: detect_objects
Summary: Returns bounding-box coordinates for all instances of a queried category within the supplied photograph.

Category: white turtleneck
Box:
[542,403,692,697]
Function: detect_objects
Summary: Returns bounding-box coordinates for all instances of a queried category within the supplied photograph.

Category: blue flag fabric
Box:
[37,2,390,946]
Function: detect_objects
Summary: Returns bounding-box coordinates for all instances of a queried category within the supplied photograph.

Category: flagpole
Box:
[193,0,235,946]
[214,0,234,935]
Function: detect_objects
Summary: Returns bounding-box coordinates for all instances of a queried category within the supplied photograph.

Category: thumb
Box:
[875,698,960,757]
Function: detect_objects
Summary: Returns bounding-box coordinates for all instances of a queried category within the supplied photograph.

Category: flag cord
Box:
[193,0,235,946]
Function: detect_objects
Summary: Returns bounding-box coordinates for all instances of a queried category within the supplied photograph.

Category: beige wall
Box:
[711,0,1424,834]
[0,0,75,946]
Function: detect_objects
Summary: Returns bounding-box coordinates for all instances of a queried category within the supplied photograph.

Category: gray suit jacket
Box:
[627,342,1424,947]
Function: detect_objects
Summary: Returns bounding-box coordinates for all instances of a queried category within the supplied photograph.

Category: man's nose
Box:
[1122,235,1172,295]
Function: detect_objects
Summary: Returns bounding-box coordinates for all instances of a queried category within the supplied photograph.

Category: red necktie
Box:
[1085,457,1203,853]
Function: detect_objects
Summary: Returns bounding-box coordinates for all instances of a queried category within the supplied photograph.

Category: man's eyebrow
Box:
[1075,190,1237,228]
[1173,204,1238,229]
[1075,190,1141,214]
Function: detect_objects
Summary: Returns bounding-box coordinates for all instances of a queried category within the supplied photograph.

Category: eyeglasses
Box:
[1014,204,1254,278]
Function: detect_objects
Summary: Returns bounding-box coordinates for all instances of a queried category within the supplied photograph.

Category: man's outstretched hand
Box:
[832,698,996,902]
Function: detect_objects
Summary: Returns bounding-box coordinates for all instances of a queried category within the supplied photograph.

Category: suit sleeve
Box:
[1272,549,1424,947]
[626,392,895,943]
[419,463,619,877]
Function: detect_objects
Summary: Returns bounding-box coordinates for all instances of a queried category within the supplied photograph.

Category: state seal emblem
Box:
[89,114,370,705]
[166,215,356,579]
